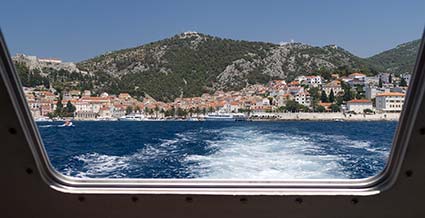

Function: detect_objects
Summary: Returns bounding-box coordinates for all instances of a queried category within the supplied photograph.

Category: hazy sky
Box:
[1,0,424,62]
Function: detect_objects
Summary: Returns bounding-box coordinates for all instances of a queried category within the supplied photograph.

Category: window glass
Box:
[1,1,424,180]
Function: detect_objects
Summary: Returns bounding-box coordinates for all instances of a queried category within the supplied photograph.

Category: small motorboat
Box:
[59,120,74,127]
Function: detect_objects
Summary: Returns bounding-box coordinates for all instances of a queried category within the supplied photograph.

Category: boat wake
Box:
[38,125,55,128]
[63,133,197,178]
[61,124,389,179]
[184,127,348,179]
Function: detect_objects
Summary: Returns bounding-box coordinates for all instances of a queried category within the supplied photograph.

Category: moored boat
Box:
[205,112,247,121]
[34,117,53,122]
[58,120,74,127]
[118,113,147,121]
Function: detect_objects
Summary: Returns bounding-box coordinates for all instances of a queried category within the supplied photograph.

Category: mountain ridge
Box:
[14,32,421,102]
[368,39,421,74]
[75,32,382,101]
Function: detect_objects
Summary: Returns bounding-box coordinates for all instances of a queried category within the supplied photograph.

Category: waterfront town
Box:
[24,71,409,121]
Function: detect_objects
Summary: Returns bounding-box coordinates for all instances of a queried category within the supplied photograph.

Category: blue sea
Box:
[37,121,397,179]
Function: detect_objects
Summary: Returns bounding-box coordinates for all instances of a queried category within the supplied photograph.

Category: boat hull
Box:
[205,117,237,121]
[205,114,247,121]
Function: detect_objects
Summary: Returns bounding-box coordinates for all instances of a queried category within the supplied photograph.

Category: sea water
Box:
[37,121,397,179]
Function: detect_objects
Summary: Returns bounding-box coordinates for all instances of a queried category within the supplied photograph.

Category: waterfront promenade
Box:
[61,112,400,122]
[250,112,400,121]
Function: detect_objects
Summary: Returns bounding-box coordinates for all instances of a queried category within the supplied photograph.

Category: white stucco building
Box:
[322,80,343,96]
[294,92,311,107]
[305,76,322,87]
[375,92,405,112]
[346,99,373,113]
[349,72,366,81]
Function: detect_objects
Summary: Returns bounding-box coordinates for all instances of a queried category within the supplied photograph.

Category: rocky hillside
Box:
[14,32,421,102]
[368,39,421,74]
[13,54,87,75]
[13,54,96,92]
[76,32,380,101]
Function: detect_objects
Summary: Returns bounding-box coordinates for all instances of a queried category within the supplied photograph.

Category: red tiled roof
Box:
[376,92,405,97]
[42,91,55,96]
[347,99,371,103]
[319,102,332,107]
[306,75,320,79]
[349,72,366,77]
[80,97,110,101]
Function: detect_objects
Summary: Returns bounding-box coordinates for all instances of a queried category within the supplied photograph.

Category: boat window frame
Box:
[0,29,424,195]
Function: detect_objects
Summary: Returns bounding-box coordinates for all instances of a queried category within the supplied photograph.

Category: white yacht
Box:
[205,112,247,121]
[118,113,147,121]
[96,117,118,121]
[34,117,53,122]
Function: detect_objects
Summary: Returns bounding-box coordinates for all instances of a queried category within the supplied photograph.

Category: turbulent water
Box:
[37,121,397,179]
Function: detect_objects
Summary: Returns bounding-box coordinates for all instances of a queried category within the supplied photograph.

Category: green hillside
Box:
[76,32,380,101]
[15,32,421,102]
[368,39,421,75]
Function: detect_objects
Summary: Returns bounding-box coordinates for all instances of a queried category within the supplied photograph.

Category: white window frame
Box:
[1,30,425,196]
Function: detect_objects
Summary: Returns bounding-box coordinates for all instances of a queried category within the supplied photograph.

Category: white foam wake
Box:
[70,153,130,178]
[65,134,191,178]
[185,127,349,179]
[65,127,385,180]
[38,124,55,128]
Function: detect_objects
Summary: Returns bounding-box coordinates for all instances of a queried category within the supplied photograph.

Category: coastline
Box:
[249,112,400,122]
[36,112,400,122]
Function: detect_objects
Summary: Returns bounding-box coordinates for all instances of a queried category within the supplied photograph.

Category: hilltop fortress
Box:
[12,54,89,76]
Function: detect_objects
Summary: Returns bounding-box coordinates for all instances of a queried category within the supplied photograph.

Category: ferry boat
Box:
[118,114,147,121]
[205,112,247,121]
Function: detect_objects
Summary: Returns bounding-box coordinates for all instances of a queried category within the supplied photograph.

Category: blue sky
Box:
[1,0,424,62]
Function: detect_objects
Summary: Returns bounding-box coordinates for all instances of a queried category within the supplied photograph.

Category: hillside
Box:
[77,32,275,101]
[12,54,95,93]
[368,39,421,75]
[76,32,380,101]
[14,32,421,102]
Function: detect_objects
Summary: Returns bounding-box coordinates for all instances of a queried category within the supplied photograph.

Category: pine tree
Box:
[320,90,328,103]
[399,77,407,86]
[126,106,133,115]
[329,89,335,103]
[309,87,320,111]
[54,96,63,117]
[330,104,340,112]
[56,100,63,112]
[143,107,149,115]
[65,101,76,114]
[343,89,353,101]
